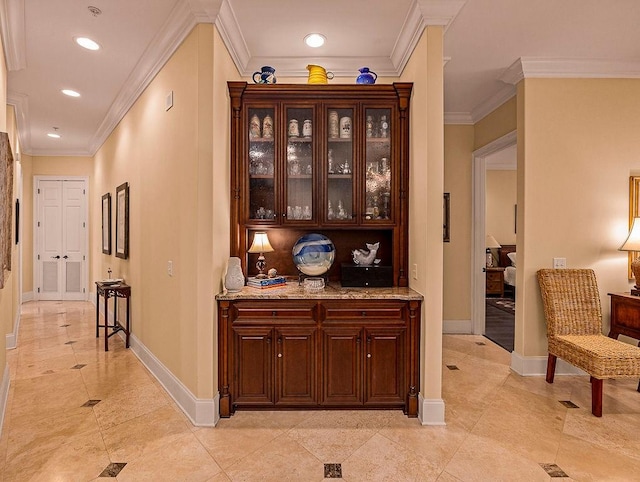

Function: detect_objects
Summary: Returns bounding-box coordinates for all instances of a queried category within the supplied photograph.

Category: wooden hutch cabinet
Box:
[218,82,420,419]
[227,82,412,285]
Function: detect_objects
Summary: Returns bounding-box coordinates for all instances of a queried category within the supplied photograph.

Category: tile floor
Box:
[1,301,640,481]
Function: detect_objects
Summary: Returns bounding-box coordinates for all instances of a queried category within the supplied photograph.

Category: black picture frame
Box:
[443,193,451,242]
[102,193,111,255]
[14,199,19,245]
[115,182,129,259]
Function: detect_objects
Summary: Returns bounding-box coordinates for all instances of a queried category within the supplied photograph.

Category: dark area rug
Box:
[485,299,514,352]
[486,297,515,315]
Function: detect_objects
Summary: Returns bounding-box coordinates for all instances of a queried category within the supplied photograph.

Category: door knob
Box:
[63,255,69,259]
[51,255,60,259]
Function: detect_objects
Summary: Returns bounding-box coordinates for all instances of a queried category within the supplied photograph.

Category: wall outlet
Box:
[553,257,566,269]
[412,263,418,280]
[167,260,173,276]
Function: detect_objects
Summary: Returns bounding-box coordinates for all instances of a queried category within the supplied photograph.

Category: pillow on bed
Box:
[507,252,516,267]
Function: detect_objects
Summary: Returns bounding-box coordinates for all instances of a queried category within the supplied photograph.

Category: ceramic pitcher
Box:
[253,66,277,84]
[356,67,377,84]
[306,64,334,84]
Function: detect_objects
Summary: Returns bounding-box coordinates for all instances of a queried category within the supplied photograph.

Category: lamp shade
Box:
[248,232,274,253]
[620,218,640,251]
[485,234,501,249]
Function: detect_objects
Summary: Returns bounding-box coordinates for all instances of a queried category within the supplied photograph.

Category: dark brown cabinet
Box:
[228,82,412,286]
[217,297,421,418]
[486,267,505,297]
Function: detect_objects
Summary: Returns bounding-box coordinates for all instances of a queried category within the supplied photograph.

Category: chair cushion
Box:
[549,334,640,379]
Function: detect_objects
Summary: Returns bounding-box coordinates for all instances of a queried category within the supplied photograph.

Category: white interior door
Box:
[36,178,88,300]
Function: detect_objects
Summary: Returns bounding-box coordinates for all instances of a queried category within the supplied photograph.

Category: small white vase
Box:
[225,257,244,293]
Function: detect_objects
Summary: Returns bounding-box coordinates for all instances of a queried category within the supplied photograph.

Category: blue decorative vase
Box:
[292,234,336,276]
[253,66,277,84]
[356,67,377,85]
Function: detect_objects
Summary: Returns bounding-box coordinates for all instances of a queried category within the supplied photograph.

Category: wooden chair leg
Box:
[545,354,557,383]
[591,377,603,417]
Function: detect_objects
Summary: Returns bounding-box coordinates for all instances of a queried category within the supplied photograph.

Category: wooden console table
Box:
[95,281,131,351]
[608,292,640,342]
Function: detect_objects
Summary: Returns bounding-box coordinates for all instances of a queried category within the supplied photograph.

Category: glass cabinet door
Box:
[364,108,392,222]
[248,107,276,222]
[285,107,314,223]
[325,107,354,223]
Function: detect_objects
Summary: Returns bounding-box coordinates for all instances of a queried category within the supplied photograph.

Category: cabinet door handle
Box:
[272,311,277,317]
[266,338,271,344]
[367,353,372,358]
[356,337,361,343]
[277,353,282,358]
[361,311,367,317]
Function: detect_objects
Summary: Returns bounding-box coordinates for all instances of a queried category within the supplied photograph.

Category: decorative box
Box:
[341,263,393,288]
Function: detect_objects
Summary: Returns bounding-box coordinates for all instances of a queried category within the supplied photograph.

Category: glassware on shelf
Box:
[249,114,261,139]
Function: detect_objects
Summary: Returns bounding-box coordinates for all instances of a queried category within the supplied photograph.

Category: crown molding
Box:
[87,0,221,156]
[6,91,30,153]
[417,0,467,32]
[499,57,640,85]
[214,0,250,74]
[0,0,26,71]
[444,112,473,125]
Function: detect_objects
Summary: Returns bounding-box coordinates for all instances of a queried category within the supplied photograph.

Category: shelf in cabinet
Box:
[249,138,274,143]
[287,175,313,179]
[327,138,352,143]
[249,175,274,179]
[365,137,390,143]
[327,174,352,179]
[288,137,312,143]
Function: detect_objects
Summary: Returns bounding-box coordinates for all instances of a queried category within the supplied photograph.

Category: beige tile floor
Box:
[1,301,640,481]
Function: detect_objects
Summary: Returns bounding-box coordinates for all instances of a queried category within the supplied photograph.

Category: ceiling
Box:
[3,0,640,156]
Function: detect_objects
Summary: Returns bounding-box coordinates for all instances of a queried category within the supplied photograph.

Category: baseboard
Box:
[417,394,446,425]
[510,351,587,377]
[128,333,218,427]
[443,319,472,334]
[0,366,10,436]
[22,291,33,302]
[5,309,20,349]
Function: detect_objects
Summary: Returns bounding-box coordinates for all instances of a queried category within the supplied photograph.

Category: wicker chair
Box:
[537,269,640,416]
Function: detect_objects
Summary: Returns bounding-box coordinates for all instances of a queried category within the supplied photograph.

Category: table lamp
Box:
[619,217,640,295]
[248,232,274,279]
[485,234,501,267]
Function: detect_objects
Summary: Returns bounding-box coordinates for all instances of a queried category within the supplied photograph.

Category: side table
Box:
[95,281,131,351]
[608,292,640,341]
[486,267,505,297]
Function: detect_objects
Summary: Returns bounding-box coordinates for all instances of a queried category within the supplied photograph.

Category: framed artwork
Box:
[101,193,111,254]
[443,193,450,242]
[115,182,129,259]
[628,176,640,278]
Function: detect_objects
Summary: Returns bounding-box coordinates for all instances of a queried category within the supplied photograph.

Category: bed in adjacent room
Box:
[499,245,516,298]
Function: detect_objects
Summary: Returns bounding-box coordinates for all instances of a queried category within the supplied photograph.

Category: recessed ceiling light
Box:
[47,133,61,138]
[75,36,100,51]
[304,33,325,48]
[62,89,80,97]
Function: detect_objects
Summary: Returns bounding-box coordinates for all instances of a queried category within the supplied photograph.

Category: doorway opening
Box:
[471,131,516,349]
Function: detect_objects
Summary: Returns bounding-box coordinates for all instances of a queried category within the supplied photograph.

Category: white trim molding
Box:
[510,351,587,377]
[129,333,218,427]
[6,310,20,349]
[0,366,10,436]
[499,57,640,86]
[418,394,446,425]
[0,0,26,71]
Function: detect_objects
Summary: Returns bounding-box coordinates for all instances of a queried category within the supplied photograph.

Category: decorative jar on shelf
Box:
[224,257,244,292]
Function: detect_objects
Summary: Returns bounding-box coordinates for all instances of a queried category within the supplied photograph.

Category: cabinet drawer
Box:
[323,301,406,322]
[232,301,317,323]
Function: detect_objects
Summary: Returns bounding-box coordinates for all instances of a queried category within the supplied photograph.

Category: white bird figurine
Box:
[352,242,380,266]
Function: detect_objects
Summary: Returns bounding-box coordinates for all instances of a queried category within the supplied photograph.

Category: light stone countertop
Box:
[215,279,423,301]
